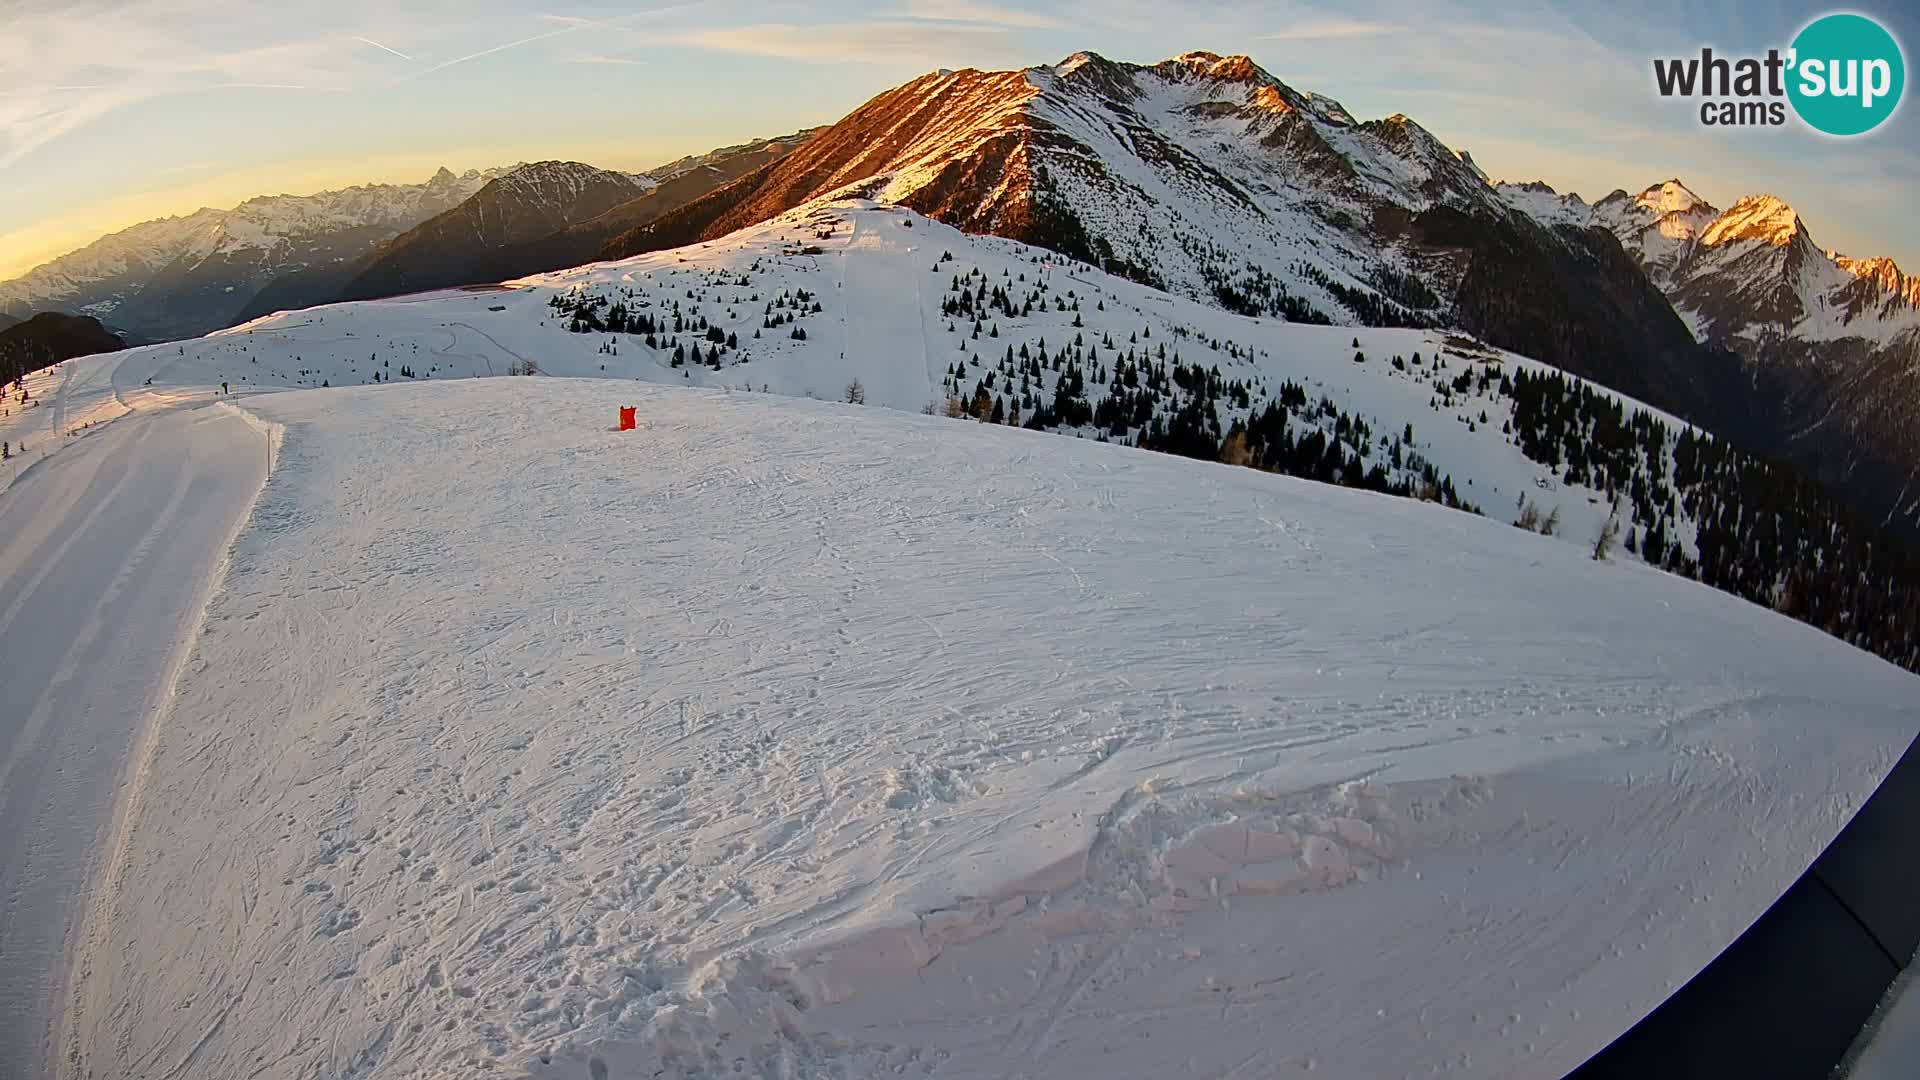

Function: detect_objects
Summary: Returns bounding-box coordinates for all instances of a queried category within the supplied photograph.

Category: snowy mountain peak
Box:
[1700,193,1804,248]
[1142,51,1360,125]
[1491,180,1593,227]
[491,160,652,200]
[1049,50,1102,77]
[1835,253,1920,310]
[1163,51,1269,84]
[601,47,1519,332]
[1495,176,1918,340]
[1637,178,1714,217]
[597,49,1609,347]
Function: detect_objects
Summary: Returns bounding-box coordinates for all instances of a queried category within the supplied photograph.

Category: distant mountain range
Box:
[5,51,1917,537]
[233,131,816,324]
[0,168,507,341]
[332,161,655,302]
[0,132,817,346]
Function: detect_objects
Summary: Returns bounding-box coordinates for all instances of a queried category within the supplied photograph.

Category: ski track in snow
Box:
[0,396,268,1079]
[40,374,1916,1080]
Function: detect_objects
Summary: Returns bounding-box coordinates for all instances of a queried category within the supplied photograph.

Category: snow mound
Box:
[64,376,1918,1079]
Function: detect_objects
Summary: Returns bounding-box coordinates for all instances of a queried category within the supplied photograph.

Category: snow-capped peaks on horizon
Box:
[1161,50,1276,86]
[1635,178,1714,217]
[1497,176,1718,240]
[1700,193,1806,248]
[1835,254,1920,309]
[1491,179,1591,227]
[488,160,656,202]
[0,165,510,338]
[1046,50,1100,77]
[1499,175,1917,344]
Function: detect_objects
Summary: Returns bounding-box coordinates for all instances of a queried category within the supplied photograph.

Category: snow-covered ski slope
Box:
[0,396,268,1079]
[43,198,1702,569]
[59,373,1918,1079]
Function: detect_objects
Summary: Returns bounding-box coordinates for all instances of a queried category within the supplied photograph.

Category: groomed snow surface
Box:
[0,387,267,1076]
[45,375,1918,1079]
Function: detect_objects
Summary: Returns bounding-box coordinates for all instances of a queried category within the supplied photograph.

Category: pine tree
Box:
[1592,500,1623,560]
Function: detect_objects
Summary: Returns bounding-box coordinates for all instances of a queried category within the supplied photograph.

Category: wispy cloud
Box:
[0,1,700,169]
[894,0,1066,30]
[0,1,369,168]
[566,55,651,67]
[1258,19,1401,41]
[667,21,1027,65]
[0,83,148,170]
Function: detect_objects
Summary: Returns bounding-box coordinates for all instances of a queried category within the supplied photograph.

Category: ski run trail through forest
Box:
[0,197,1915,1080]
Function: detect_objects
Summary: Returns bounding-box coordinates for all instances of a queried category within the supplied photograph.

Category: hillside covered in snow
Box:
[71,198,1914,674]
[41,367,1918,1080]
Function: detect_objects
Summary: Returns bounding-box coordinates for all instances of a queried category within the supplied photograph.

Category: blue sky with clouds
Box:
[1,0,1913,279]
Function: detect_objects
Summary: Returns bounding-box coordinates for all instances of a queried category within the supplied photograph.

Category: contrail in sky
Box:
[353,36,415,61]
[398,6,697,81]
[415,25,580,76]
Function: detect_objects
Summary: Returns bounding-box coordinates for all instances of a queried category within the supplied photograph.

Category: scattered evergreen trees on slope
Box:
[542,212,1917,674]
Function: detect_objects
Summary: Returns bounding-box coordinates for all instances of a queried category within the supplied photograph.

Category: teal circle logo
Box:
[1787,13,1905,135]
